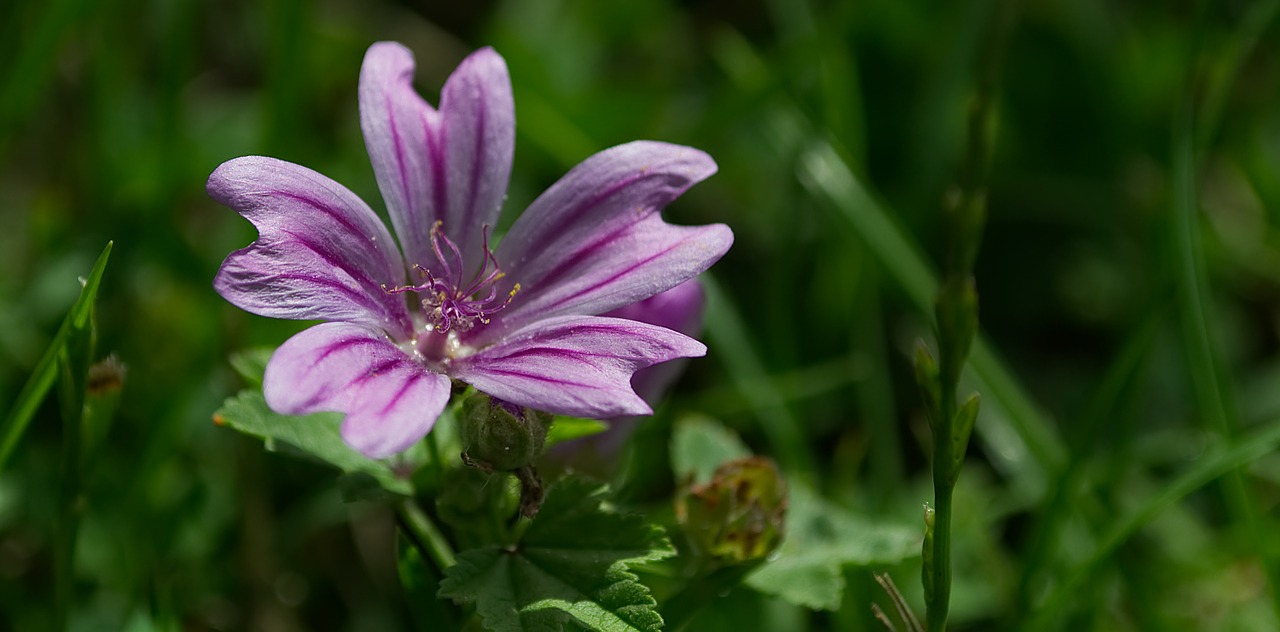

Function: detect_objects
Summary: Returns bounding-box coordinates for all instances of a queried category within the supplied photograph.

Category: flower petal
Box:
[210,156,413,337]
[603,278,706,404]
[554,280,709,466]
[359,42,514,277]
[264,322,451,458]
[484,141,731,343]
[450,315,706,419]
[603,277,705,337]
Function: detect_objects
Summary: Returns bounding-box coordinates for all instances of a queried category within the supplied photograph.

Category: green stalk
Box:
[925,398,956,632]
[53,245,113,629]
[922,3,1014,629]
[53,397,82,632]
[396,499,456,572]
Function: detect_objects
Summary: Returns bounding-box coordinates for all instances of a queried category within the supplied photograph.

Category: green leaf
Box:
[213,390,413,496]
[440,476,674,631]
[544,416,608,449]
[0,241,113,474]
[670,414,751,485]
[228,346,274,388]
[745,485,921,611]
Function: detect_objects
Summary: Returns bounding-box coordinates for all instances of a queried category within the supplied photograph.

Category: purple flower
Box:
[210,42,732,458]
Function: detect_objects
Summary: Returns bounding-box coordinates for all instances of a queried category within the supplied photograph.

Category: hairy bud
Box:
[460,395,553,472]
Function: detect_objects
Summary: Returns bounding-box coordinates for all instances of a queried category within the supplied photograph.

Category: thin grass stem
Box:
[397,499,457,573]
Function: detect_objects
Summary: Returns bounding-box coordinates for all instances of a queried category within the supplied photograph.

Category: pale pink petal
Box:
[264,323,451,458]
[210,157,413,337]
[603,277,706,404]
[480,141,731,345]
[449,315,706,419]
[359,42,514,277]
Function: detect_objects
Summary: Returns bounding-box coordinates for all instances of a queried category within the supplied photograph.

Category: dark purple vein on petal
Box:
[521,214,642,293]
[464,88,487,233]
[492,346,649,364]
[466,366,599,389]
[378,372,420,416]
[276,230,385,295]
[426,112,446,230]
[251,272,390,319]
[351,357,403,388]
[388,94,415,226]
[536,235,695,310]
[312,334,387,365]
[517,172,646,254]
[260,186,385,253]
[288,334,390,411]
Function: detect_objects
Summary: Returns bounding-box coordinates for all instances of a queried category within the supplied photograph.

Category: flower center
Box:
[386,221,520,336]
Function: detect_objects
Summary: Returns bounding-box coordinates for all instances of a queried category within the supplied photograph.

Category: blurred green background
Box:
[4,0,1280,629]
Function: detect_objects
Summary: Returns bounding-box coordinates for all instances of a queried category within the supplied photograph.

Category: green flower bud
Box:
[951,392,980,478]
[914,341,942,431]
[676,456,787,565]
[460,395,553,472]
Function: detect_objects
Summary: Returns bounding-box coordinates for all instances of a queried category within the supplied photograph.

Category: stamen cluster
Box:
[387,221,519,333]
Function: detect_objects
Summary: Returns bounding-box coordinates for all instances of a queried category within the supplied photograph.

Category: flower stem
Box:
[920,2,1015,629]
[426,427,444,481]
[396,499,456,571]
[925,402,956,632]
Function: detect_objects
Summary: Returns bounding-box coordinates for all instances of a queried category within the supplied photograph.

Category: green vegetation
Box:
[4,1,1280,629]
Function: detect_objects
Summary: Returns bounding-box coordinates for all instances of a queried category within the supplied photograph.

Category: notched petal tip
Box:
[362,40,414,74]
[358,42,419,115]
[484,136,730,338]
[705,222,735,259]
[449,52,511,107]
[206,155,268,205]
[359,40,515,274]
[658,328,707,361]
[207,157,413,333]
[455,45,507,75]
[614,140,719,184]
[445,47,513,112]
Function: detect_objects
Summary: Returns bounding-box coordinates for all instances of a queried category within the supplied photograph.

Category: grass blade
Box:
[0,241,113,473]
[1030,415,1280,627]
[1170,94,1280,617]
[797,142,1066,491]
